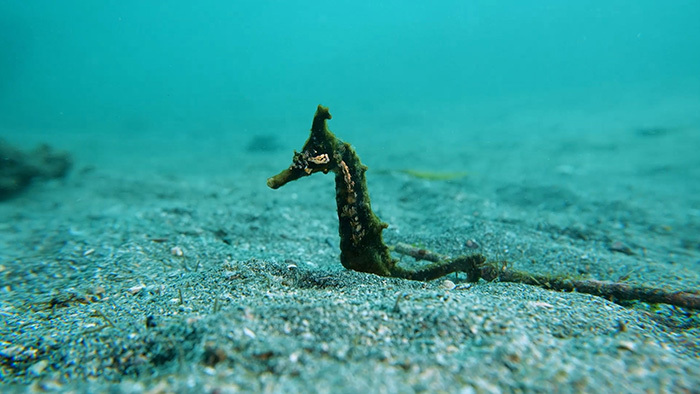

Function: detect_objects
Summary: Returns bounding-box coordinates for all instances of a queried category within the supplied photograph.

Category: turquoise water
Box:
[1,4,699,389]
[1,1,699,177]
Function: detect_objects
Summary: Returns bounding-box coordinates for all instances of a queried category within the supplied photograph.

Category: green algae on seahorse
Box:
[267,105,485,280]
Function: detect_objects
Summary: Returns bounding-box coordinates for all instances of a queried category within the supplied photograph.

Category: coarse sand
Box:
[1,108,699,393]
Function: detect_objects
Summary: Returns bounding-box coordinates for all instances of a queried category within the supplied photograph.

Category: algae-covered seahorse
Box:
[267,105,485,280]
[267,111,700,309]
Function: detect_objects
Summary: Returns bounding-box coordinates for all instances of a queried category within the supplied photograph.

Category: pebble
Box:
[465,239,481,249]
[28,360,48,376]
[441,280,456,290]
[38,380,63,391]
[171,246,184,257]
[88,286,106,297]
[617,341,636,352]
[127,285,146,295]
[243,327,256,339]
[609,241,635,255]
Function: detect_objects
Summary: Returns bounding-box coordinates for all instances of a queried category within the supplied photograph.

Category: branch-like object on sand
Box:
[267,105,485,280]
[394,243,700,310]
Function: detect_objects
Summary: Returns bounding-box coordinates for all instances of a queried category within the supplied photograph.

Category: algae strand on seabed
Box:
[264,106,700,311]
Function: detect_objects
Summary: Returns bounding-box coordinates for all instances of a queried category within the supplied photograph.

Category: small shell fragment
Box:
[609,241,634,255]
[441,280,456,290]
[28,360,48,376]
[171,246,184,257]
[617,341,636,352]
[243,327,256,339]
[127,285,146,295]
[530,301,554,309]
[465,239,481,249]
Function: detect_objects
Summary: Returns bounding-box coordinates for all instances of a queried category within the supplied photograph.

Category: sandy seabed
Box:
[1,101,699,393]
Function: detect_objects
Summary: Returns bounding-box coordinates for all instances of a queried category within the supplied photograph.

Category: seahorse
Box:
[267,105,484,280]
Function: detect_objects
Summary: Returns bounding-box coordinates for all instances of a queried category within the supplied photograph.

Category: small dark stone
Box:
[202,345,227,367]
[145,315,157,328]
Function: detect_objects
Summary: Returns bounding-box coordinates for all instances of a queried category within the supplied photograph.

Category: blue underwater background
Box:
[1,0,699,184]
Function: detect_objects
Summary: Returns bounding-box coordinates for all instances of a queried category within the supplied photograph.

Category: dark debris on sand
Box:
[0,139,71,201]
